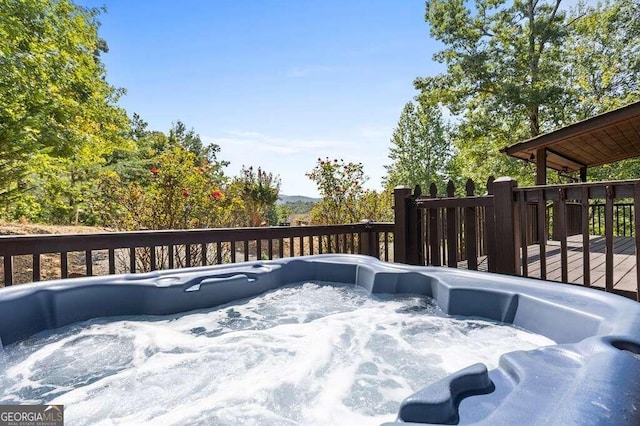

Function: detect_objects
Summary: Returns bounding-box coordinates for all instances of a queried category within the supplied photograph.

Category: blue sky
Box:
[77,0,440,196]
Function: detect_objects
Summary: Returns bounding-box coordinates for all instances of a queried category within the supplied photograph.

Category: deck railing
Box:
[5,178,640,301]
[514,180,640,295]
[394,178,640,301]
[0,222,393,286]
[393,179,494,271]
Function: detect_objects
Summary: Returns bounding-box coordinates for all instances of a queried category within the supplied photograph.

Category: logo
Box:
[0,405,64,426]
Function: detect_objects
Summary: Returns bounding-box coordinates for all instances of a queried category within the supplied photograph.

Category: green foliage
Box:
[0,0,131,217]
[275,204,293,224]
[97,147,235,230]
[565,0,640,118]
[307,158,391,224]
[384,101,451,191]
[227,166,281,227]
[167,121,229,182]
[282,200,316,214]
[411,0,640,187]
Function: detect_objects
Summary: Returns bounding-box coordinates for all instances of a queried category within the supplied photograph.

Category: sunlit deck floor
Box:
[461,235,638,294]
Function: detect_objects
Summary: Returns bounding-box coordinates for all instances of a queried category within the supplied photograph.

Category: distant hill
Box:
[277,195,320,204]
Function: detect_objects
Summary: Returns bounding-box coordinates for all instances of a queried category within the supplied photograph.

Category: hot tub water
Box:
[0,282,553,425]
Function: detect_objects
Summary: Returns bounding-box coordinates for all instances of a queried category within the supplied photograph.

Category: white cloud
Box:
[207,131,347,156]
[358,125,393,140]
[202,131,373,196]
[286,65,339,78]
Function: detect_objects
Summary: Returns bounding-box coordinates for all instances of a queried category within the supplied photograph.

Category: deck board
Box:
[459,235,638,294]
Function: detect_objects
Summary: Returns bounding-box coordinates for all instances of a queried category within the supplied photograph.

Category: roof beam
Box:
[545,148,586,171]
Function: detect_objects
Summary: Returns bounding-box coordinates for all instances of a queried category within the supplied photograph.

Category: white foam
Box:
[0,283,555,425]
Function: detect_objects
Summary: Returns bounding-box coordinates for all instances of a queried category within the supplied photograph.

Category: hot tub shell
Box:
[1,254,639,425]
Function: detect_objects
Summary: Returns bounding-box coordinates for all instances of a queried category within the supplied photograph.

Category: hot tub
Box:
[1,254,639,425]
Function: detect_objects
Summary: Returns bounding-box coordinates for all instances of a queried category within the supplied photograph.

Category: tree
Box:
[415,0,640,185]
[384,101,451,190]
[565,0,640,119]
[98,146,233,230]
[227,166,281,227]
[307,158,391,224]
[415,0,570,184]
[567,0,640,182]
[0,0,132,218]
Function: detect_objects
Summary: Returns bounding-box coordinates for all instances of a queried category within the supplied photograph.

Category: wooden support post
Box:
[360,219,377,258]
[492,177,521,275]
[393,186,412,264]
[580,166,587,183]
[536,148,547,185]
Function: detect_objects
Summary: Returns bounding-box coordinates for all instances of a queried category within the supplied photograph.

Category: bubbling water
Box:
[0,283,554,425]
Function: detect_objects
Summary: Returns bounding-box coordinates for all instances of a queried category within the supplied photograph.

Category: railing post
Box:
[393,186,413,264]
[359,219,377,258]
[408,186,423,265]
[492,177,521,275]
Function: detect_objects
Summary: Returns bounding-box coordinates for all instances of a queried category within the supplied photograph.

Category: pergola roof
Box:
[501,101,640,173]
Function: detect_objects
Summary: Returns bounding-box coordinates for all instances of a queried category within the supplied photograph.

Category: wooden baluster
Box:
[185,244,191,267]
[519,192,528,277]
[85,250,93,276]
[558,188,568,283]
[168,245,175,269]
[63,251,71,277]
[446,181,458,268]
[605,185,614,292]
[32,253,40,282]
[537,189,547,280]
[428,183,441,266]
[130,247,137,273]
[151,246,157,270]
[581,187,591,287]
[634,182,640,301]
[465,179,478,270]
[485,176,497,272]
[278,238,284,258]
[108,249,116,278]
[200,243,207,266]
[384,232,389,261]
[4,256,13,286]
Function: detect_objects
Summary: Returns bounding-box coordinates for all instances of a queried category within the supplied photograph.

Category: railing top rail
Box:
[415,195,494,209]
[516,179,640,201]
[515,178,640,193]
[0,222,394,256]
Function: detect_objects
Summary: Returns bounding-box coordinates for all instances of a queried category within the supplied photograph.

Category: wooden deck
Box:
[467,235,638,294]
